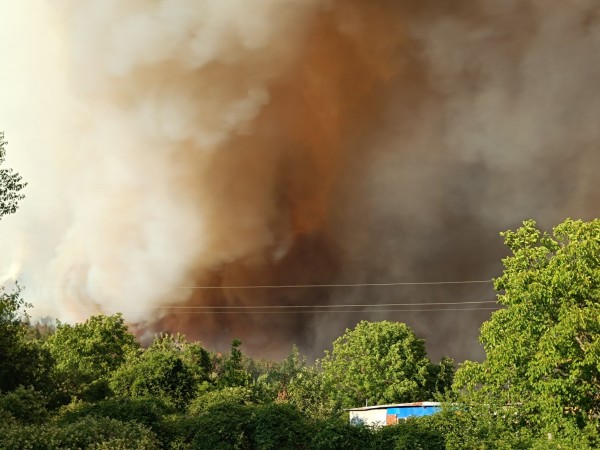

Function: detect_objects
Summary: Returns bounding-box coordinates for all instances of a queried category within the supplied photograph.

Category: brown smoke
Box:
[1,0,599,361]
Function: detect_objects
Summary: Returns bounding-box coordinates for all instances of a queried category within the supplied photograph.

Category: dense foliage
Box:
[45,313,139,402]
[0,218,598,448]
[322,320,454,407]
[453,218,600,448]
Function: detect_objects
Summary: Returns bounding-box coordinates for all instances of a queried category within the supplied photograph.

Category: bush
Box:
[0,386,48,424]
[435,404,533,450]
[287,366,343,421]
[0,409,17,430]
[191,403,255,450]
[348,417,447,450]
[251,403,312,450]
[0,416,160,450]
[389,417,446,450]
[189,386,257,415]
[161,413,206,449]
[311,418,371,450]
[111,350,197,410]
[0,424,48,450]
[56,396,171,428]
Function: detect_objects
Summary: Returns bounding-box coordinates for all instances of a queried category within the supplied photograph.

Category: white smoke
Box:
[1,0,322,321]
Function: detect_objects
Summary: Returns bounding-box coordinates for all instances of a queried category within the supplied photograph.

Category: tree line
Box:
[1,137,598,448]
[0,219,598,449]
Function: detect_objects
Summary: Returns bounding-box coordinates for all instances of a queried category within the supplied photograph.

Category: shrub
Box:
[189,386,257,415]
[0,386,48,424]
[56,396,170,428]
[111,350,197,410]
[389,417,446,450]
[251,403,312,450]
[311,418,371,450]
[161,413,206,449]
[191,403,255,450]
[0,416,159,450]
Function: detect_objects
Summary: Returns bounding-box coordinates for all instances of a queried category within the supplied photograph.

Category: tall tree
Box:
[110,333,207,409]
[0,132,26,218]
[321,320,454,407]
[258,345,306,401]
[454,219,600,445]
[45,314,139,401]
[286,362,342,421]
[0,137,43,393]
[0,285,53,393]
[217,339,252,389]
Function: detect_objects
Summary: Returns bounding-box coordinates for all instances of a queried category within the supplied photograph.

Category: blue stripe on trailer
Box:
[386,405,441,419]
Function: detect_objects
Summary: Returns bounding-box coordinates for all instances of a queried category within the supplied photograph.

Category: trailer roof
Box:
[346,402,441,411]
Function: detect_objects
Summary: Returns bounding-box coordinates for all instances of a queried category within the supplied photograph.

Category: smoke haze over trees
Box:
[1,1,600,362]
[0,216,599,448]
[0,219,599,447]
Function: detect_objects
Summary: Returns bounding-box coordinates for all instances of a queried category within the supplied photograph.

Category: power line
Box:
[141,307,501,314]
[131,308,501,314]
[173,280,494,289]
[16,279,495,290]
[31,306,500,315]
[160,300,498,309]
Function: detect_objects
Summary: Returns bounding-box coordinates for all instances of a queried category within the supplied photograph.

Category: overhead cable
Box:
[161,299,498,309]
[174,279,494,289]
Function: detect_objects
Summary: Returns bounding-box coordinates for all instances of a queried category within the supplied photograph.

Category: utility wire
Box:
[160,307,500,314]
[160,300,498,309]
[32,306,500,315]
[132,307,501,314]
[32,309,499,315]
[174,280,494,289]
[20,279,494,290]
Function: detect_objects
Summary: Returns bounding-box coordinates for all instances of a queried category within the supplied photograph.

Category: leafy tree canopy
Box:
[322,320,454,407]
[454,219,600,444]
[256,345,306,402]
[286,362,342,421]
[0,285,30,389]
[46,314,138,376]
[44,314,139,401]
[110,333,205,409]
[216,338,253,389]
[0,285,52,393]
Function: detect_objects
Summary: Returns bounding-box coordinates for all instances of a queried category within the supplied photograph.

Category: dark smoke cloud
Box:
[2,0,599,362]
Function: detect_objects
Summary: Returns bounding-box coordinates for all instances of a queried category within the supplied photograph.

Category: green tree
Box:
[0,285,53,393]
[149,333,211,385]
[110,334,203,409]
[0,132,26,218]
[217,338,252,388]
[286,363,342,421]
[0,135,44,393]
[454,219,600,446]
[0,285,29,391]
[322,320,454,407]
[45,314,139,401]
[0,386,48,425]
[253,345,307,402]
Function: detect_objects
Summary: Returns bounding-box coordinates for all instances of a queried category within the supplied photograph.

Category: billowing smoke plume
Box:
[1,0,599,361]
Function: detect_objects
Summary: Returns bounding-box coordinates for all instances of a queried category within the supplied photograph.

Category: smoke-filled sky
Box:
[1,0,599,362]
